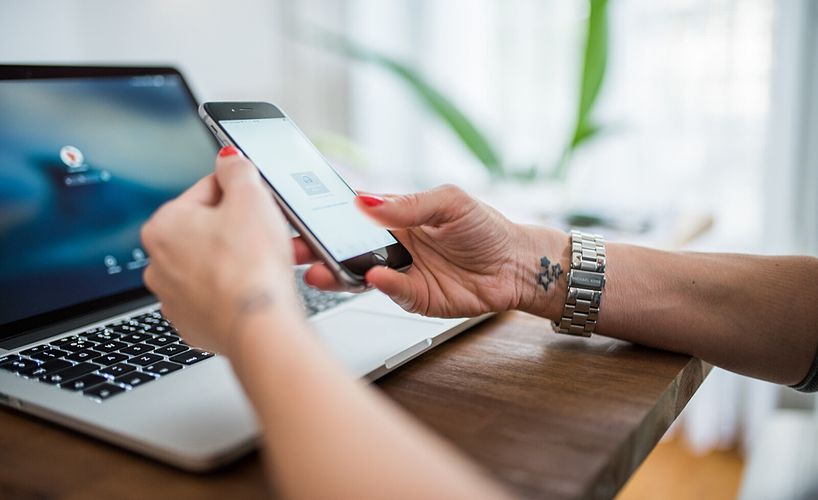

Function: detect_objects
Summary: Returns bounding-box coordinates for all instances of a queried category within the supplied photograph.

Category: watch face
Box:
[569,269,605,291]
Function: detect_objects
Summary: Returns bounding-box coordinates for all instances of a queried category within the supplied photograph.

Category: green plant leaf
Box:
[315,32,505,176]
[556,0,610,179]
[571,121,601,149]
[573,0,609,147]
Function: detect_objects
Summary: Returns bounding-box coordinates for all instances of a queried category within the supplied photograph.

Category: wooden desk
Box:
[0,312,708,500]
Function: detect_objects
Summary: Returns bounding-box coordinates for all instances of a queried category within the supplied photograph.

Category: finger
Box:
[214,146,266,206]
[140,200,186,255]
[142,264,161,295]
[142,263,176,308]
[365,266,419,312]
[355,184,475,229]
[175,173,221,207]
[293,237,320,265]
[303,263,345,292]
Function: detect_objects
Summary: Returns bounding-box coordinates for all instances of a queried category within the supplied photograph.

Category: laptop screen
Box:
[0,69,217,339]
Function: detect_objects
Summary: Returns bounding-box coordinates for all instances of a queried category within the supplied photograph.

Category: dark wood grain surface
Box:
[0,311,707,500]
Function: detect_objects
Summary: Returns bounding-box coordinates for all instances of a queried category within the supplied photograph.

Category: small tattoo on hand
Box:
[537,257,564,291]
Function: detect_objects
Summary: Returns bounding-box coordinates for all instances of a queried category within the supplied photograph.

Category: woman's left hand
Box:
[140,147,301,356]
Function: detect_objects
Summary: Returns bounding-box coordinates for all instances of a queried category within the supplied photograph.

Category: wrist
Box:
[223,282,304,362]
[512,225,571,321]
[226,299,325,417]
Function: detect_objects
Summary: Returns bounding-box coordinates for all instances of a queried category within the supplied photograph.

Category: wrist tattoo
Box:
[228,289,276,357]
[236,289,275,317]
[537,256,564,292]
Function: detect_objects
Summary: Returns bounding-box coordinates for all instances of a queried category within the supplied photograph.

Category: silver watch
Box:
[552,230,606,337]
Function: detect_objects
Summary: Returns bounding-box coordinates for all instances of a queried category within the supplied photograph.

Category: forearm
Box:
[516,226,818,385]
[229,302,509,500]
[601,247,818,384]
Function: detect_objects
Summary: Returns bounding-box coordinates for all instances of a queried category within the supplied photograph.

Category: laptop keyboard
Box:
[0,310,213,403]
[0,271,356,403]
[296,267,355,315]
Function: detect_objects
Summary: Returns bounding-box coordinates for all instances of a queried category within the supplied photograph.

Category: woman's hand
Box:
[140,147,301,356]
[299,184,569,318]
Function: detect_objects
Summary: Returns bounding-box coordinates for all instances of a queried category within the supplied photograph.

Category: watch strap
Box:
[552,230,606,337]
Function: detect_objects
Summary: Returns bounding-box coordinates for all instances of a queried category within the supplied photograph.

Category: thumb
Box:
[355,184,475,229]
[365,266,422,314]
[214,146,265,205]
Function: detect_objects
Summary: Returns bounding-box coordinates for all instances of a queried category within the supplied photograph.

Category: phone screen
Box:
[219,117,397,262]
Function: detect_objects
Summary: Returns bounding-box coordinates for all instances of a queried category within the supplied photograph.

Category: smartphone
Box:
[199,101,412,289]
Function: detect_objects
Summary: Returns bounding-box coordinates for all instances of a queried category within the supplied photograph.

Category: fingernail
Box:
[218,145,240,157]
[357,194,385,207]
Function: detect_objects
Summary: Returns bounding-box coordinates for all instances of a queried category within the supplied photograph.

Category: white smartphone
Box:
[199,101,413,289]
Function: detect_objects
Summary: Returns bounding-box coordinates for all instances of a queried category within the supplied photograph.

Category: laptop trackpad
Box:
[312,310,447,377]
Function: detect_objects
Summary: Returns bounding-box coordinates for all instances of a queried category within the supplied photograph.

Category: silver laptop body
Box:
[0,65,486,471]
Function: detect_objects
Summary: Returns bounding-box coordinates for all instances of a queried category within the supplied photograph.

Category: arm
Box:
[304,187,818,388]
[140,151,509,499]
[514,230,818,385]
[231,306,507,500]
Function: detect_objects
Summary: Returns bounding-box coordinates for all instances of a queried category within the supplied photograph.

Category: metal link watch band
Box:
[552,230,606,337]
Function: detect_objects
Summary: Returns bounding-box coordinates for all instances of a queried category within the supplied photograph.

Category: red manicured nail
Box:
[357,194,385,207]
[218,145,240,157]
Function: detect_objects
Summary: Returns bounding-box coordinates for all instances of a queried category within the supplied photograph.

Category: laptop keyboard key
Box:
[1,358,41,373]
[114,325,141,336]
[29,348,69,362]
[169,349,214,366]
[145,336,174,347]
[65,349,102,363]
[0,354,22,366]
[154,343,189,357]
[120,333,153,344]
[130,353,163,367]
[50,335,81,347]
[95,353,129,366]
[138,323,159,333]
[17,363,52,378]
[40,363,99,385]
[143,361,183,376]
[94,340,128,353]
[61,340,97,353]
[119,343,154,356]
[25,359,73,378]
[20,345,50,357]
[85,332,120,343]
[115,371,156,388]
[61,374,107,392]
[99,362,136,378]
[84,383,125,401]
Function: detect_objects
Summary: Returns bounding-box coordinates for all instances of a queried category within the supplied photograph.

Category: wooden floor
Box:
[616,436,745,500]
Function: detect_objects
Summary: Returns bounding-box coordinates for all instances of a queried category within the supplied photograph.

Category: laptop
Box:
[0,65,488,471]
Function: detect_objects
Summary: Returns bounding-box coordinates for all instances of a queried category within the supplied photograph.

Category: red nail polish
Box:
[218,145,239,157]
[357,194,385,207]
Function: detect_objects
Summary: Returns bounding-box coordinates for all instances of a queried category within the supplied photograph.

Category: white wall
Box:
[0,0,350,134]
[764,0,818,256]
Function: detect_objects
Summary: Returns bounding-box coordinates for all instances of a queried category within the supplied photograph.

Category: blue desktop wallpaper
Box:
[0,74,217,326]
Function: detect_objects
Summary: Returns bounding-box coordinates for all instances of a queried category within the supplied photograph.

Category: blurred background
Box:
[2,1,817,498]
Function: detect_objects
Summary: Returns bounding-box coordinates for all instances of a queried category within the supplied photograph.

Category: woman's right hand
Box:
[298,184,569,319]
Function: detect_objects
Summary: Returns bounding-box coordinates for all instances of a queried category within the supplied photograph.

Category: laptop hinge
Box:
[0,295,158,351]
